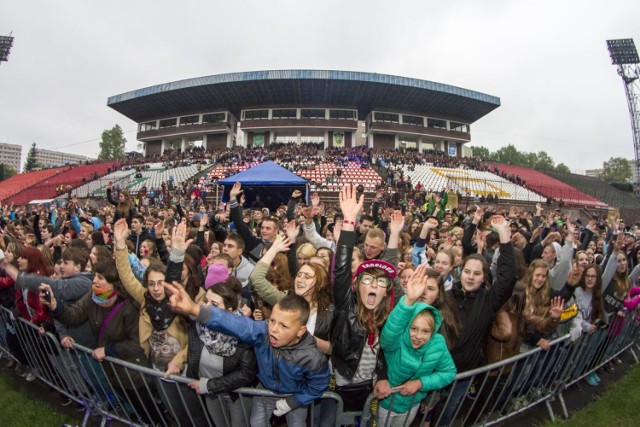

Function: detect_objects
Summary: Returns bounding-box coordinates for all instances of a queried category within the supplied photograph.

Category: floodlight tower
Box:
[0,31,14,66]
[607,39,640,189]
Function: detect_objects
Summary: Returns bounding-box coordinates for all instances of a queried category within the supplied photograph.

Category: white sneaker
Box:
[25,372,36,382]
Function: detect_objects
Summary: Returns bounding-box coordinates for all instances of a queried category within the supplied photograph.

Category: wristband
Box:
[343,220,356,226]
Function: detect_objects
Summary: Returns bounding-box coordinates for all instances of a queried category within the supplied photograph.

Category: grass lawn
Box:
[0,370,81,427]
[539,363,640,427]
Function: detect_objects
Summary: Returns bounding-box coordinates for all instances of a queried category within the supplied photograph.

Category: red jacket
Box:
[15,288,50,325]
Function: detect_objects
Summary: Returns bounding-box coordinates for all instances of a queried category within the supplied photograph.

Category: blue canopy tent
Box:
[218,161,309,211]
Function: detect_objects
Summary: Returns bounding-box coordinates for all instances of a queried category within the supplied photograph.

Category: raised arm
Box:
[228,182,260,252]
[333,185,363,311]
[249,236,292,307]
[489,215,517,311]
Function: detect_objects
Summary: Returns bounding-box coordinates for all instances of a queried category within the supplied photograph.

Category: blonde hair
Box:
[296,243,317,260]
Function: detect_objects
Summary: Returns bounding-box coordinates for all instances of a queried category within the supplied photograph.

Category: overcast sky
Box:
[1,0,639,174]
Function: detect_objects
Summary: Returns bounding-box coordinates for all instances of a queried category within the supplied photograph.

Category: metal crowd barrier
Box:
[0,303,638,427]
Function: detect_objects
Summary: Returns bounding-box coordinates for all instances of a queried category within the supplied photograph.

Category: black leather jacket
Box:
[330,230,371,381]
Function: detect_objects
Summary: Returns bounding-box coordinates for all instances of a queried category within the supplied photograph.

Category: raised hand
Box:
[565,221,576,242]
[172,221,192,253]
[472,205,484,225]
[389,210,405,236]
[229,182,243,200]
[113,218,129,247]
[339,185,364,223]
[491,215,510,242]
[425,217,439,230]
[614,232,624,252]
[285,220,299,241]
[271,235,293,253]
[154,220,165,236]
[292,189,302,199]
[405,264,428,305]
[311,193,320,207]
[164,281,199,317]
[549,296,565,320]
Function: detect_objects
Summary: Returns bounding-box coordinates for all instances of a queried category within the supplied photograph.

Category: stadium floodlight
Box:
[607,39,639,65]
[0,32,14,64]
[607,39,640,191]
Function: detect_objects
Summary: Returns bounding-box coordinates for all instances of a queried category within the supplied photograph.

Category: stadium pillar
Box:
[181,137,187,153]
[367,133,374,148]
[324,130,329,149]
[296,131,301,145]
[160,139,166,155]
[226,133,233,148]
[350,131,355,147]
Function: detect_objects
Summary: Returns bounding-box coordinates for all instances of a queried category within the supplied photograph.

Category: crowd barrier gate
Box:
[0,304,638,427]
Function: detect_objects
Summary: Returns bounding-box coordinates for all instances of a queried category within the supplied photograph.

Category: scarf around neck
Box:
[145,293,176,331]
[92,284,118,308]
[196,317,238,357]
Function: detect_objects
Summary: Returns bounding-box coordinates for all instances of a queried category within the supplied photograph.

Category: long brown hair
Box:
[579,264,606,324]
[116,190,133,218]
[524,259,551,319]
[426,269,460,349]
[300,262,332,314]
[354,267,391,333]
[266,253,293,292]
[613,253,630,299]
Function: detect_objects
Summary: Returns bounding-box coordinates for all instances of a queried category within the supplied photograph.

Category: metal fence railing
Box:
[0,304,638,426]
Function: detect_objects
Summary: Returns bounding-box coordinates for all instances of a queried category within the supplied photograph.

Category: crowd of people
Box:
[1,142,639,425]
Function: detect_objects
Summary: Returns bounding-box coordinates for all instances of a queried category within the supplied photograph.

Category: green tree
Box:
[524,152,538,168]
[493,144,528,165]
[99,124,127,160]
[556,163,570,173]
[534,151,555,171]
[0,163,17,181]
[23,142,37,172]
[600,157,632,183]
[471,146,491,159]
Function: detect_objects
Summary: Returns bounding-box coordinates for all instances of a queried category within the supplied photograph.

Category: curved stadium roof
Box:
[107,70,500,124]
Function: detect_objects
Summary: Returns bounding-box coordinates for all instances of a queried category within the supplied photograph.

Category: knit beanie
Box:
[205,263,230,289]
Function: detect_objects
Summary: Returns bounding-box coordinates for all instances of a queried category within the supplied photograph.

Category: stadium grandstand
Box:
[107,69,500,155]
[3,69,640,219]
[488,163,608,208]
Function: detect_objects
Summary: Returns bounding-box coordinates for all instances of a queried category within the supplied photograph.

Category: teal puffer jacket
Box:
[380,296,456,413]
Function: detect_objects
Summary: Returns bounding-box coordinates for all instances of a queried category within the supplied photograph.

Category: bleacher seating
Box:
[400,165,547,203]
[74,169,136,198]
[285,162,382,192]
[489,163,607,208]
[127,164,202,192]
[6,162,119,205]
[544,170,640,209]
[0,167,71,202]
[205,162,261,182]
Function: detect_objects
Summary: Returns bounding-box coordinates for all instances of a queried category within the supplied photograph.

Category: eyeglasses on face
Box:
[146,279,165,288]
[296,271,315,280]
[360,273,390,288]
